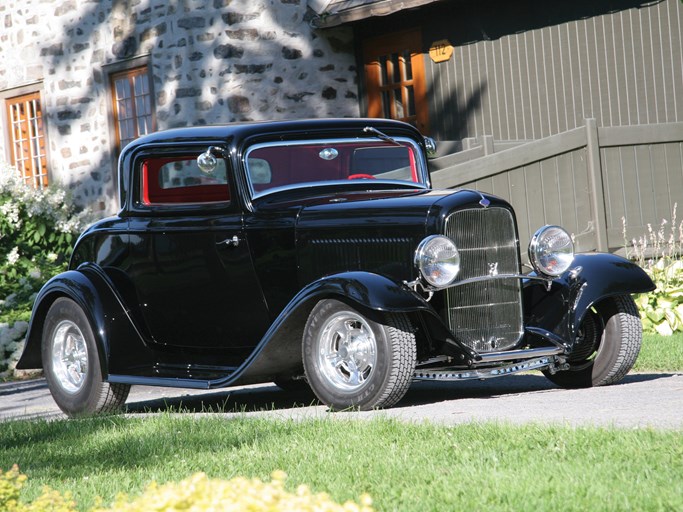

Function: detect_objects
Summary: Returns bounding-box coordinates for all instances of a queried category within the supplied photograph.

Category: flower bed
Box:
[624,204,683,336]
[0,163,92,378]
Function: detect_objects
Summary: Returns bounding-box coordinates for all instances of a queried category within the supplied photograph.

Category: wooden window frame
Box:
[103,55,156,201]
[110,65,155,151]
[2,86,50,189]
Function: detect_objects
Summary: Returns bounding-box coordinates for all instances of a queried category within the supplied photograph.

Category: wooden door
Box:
[363,29,430,134]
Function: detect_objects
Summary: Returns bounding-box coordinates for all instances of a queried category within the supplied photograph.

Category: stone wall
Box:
[0,0,359,212]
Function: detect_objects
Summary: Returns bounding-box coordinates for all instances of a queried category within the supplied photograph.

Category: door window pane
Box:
[379,55,388,86]
[403,49,413,80]
[406,85,415,117]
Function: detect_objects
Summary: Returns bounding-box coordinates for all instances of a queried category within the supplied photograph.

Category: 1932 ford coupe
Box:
[17,119,655,416]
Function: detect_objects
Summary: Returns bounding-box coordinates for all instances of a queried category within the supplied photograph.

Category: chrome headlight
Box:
[414,235,460,288]
[528,225,574,277]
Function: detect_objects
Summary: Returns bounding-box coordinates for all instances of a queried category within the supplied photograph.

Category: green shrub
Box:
[624,204,683,336]
[0,163,92,378]
[0,465,77,512]
[0,466,373,512]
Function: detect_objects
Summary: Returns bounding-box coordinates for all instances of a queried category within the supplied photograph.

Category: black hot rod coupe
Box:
[17,118,655,416]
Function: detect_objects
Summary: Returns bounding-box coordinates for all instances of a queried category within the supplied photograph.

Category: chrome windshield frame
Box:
[243,136,429,200]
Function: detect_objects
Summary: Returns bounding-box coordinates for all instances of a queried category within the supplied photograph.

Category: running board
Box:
[476,345,565,363]
[413,356,557,382]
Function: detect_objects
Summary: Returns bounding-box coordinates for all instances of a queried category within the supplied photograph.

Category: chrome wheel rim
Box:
[317,311,377,392]
[50,320,88,394]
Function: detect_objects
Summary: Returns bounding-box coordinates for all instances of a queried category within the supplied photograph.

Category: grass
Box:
[1,332,680,510]
[635,331,683,372]
[1,416,682,512]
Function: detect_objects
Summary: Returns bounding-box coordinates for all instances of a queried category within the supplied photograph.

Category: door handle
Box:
[217,235,241,247]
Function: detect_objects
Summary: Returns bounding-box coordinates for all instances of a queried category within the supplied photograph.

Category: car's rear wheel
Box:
[544,295,642,388]
[42,297,130,417]
[303,299,416,410]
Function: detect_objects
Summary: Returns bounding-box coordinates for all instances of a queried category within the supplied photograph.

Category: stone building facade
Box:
[4,0,681,215]
[0,0,359,212]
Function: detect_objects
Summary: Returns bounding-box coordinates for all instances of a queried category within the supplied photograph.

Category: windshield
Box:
[244,137,426,198]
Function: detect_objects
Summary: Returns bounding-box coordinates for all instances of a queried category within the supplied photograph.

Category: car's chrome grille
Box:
[444,208,523,352]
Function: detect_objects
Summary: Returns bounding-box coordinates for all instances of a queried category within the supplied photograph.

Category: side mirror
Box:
[423,137,437,158]
[197,146,225,174]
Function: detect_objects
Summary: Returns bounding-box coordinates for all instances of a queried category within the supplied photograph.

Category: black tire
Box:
[42,298,130,417]
[544,295,642,388]
[302,299,416,410]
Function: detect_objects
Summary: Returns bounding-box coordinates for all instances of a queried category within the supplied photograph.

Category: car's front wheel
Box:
[544,294,642,388]
[42,298,130,417]
[303,299,416,410]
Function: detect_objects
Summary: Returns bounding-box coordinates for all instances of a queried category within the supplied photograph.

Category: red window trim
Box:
[140,157,230,206]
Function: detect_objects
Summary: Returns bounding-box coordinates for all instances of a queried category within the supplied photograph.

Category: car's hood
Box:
[296,188,448,235]
[293,187,505,285]
[294,187,501,234]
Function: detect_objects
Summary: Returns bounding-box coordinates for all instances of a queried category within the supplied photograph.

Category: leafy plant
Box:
[0,465,77,512]
[0,163,92,378]
[624,203,683,336]
[0,465,373,512]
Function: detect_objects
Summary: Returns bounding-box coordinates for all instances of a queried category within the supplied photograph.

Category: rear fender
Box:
[16,265,150,375]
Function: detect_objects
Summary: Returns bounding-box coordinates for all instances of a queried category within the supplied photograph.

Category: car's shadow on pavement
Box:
[396,372,679,406]
[124,385,321,415]
[123,372,679,415]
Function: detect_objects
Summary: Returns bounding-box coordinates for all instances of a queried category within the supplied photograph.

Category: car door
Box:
[125,149,270,360]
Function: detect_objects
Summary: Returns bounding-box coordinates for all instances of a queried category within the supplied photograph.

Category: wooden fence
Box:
[429,119,683,255]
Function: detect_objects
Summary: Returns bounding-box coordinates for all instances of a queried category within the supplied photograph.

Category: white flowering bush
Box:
[1,466,373,512]
[0,163,92,378]
[624,203,683,336]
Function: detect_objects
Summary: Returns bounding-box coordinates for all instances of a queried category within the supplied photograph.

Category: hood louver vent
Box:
[301,236,416,284]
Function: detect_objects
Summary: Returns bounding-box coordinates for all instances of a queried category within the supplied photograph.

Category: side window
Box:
[110,66,154,151]
[140,156,230,205]
[4,91,49,189]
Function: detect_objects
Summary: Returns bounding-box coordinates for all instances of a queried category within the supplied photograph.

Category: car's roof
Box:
[116,118,427,211]
[125,118,422,149]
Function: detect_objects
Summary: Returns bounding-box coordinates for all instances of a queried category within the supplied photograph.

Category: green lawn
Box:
[1,416,681,512]
[1,332,681,511]
[635,332,683,372]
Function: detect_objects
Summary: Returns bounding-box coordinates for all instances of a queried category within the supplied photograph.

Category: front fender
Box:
[301,271,435,313]
[223,271,445,386]
[16,264,151,375]
[524,253,655,344]
[569,253,654,330]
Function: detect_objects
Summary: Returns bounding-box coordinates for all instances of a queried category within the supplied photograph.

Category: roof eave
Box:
[311,0,444,28]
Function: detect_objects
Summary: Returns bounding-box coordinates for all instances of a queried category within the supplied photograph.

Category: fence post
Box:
[482,135,494,155]
[585,118,609,252]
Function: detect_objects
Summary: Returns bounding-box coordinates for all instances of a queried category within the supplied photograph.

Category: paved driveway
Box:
[1,372,682,428]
